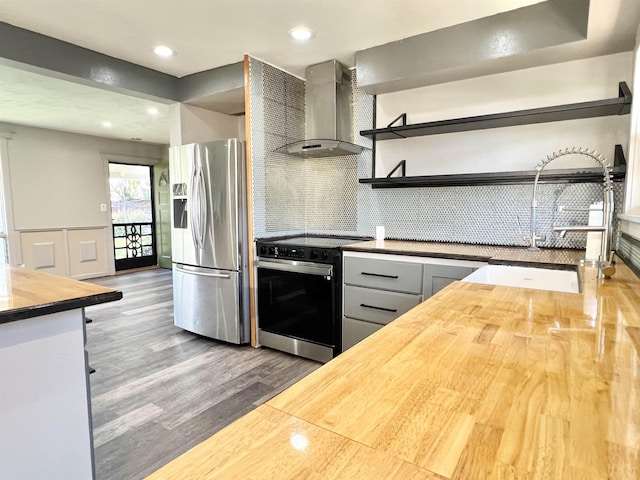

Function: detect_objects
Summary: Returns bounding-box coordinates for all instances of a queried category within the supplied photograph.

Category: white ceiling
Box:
[0,64,171,144]
[0,0,637,145]
[0,0,542,78]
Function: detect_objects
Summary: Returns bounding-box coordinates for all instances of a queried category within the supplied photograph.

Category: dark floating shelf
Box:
[359,145,627,188]
[360,82,632,140]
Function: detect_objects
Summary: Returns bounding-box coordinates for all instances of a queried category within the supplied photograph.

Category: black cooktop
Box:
[273,236,362,248]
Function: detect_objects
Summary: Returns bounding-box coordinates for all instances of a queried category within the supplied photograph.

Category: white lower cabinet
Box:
[0,309,95,479]
[342,251,486,351]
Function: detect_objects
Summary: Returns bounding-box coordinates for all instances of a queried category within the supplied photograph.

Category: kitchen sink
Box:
[461,264,579,293]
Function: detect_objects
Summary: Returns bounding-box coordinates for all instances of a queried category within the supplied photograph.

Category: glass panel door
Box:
[154,163,172,269]
[109,163,157,271]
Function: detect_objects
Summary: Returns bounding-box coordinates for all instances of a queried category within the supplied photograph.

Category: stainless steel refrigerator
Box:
[169,139,249,344]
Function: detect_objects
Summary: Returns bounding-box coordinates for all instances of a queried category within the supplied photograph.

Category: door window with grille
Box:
[109,163,156,271]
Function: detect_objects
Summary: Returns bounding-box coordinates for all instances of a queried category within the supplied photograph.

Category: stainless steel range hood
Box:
[276,60,366,158]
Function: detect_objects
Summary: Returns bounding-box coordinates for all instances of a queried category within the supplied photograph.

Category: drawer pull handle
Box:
[361,272,399,279]
[360,303,398,313]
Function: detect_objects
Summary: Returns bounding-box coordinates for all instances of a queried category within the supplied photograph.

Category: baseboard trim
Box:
[115,265,163,276]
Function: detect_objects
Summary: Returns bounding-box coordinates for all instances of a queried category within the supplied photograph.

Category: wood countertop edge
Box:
[0,265,122,324]
[0,290,123,324]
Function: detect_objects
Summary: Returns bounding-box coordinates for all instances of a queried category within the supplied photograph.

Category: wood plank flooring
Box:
[85,268,320,480]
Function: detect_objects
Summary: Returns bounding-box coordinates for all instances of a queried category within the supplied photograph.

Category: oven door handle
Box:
[257,259,333,277]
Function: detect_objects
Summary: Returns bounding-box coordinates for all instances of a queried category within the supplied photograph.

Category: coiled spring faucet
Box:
[528,147,616,278]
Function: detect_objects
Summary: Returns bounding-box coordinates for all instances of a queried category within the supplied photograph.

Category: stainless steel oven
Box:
[256,236,359,363]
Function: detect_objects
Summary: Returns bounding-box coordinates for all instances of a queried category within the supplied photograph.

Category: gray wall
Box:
[3,123,165,230]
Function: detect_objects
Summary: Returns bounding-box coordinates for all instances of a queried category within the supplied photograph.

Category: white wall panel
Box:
[19,228,110,279]
[68,228,109,279]
[32,242,55,268]
[20,230,66,275]
[79,241,97,262]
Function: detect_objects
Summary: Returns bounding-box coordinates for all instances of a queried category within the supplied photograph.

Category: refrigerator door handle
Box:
[189,165,199,249]
[196,166,206,247]
[175,264,231,279]
[189,164,207,249]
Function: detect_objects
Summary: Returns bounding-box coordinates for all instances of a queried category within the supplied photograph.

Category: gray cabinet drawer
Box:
[344,285,422,325]
[423,264,476,298]
[342,316,384,351]
[344,257,423,293]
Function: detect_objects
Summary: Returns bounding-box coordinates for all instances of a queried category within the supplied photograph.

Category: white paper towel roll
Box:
[375,226,385,247]
[585,201,603,261]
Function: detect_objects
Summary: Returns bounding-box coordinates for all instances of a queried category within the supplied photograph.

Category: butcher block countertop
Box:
[0,264,122,323]
[148,253,640,480]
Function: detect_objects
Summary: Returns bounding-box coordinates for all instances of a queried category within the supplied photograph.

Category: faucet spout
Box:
[529,147,615,278]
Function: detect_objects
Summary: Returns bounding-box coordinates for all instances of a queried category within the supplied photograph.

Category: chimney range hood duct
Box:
[276,60,366,158]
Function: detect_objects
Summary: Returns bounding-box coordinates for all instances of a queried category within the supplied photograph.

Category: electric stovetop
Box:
[271,236,363,248]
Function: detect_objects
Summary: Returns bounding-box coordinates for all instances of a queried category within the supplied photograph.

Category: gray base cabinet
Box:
[344,257,423,293]
[423,264,476,297]
[342,254,423,351]
[342,252,485,352]
[343,316,385,350]
[344,285,422,325]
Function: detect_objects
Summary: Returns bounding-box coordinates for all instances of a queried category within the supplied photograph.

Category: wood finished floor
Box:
[85,268,321,480]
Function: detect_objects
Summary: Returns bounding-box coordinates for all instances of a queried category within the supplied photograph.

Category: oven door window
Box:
[258,267,334,347]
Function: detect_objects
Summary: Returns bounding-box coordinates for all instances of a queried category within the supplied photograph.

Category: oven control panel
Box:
[256,242,337,264]
[257,244,306,260]
[279,246,305,259]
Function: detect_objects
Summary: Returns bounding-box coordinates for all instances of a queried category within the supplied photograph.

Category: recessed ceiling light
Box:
[101,121,112,128]
[147,107,159,115]
[153,45,175,57]
[288,26,314,41]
